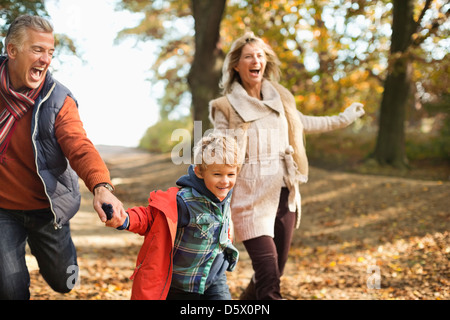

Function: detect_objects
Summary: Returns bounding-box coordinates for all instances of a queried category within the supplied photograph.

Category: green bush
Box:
[139,116,193,153]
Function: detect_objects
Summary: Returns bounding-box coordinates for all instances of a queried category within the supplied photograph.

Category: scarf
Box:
[0,59,43,163]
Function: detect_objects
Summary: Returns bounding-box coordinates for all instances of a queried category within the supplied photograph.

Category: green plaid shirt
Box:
[171,187,239,294]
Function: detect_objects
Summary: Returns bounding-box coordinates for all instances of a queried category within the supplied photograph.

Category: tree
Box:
[0,0,47,53]
[116,0,194,121]
[117,0,448,158]
[117,0,226,130]
[0,0,77,57]
[188,0,226,130]
[373,0,439,168]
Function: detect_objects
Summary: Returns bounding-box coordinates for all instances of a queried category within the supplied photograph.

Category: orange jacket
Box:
[127,187,178,300]
[0,96,111,210]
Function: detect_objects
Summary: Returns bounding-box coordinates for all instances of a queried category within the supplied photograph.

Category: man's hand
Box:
[93,186,127,228]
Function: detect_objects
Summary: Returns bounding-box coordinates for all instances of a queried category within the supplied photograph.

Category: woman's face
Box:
[234,43,266,90]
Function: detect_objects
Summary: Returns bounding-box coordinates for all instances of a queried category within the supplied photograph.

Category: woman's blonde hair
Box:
[193,131,241,173]
[219,31,281,94]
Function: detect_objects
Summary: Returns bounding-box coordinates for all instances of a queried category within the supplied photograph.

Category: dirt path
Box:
[28,146,449,300]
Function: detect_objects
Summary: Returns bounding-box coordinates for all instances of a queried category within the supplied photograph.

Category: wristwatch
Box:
[93,183,114,193]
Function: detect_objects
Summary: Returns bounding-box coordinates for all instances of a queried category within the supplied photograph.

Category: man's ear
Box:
[194,165,204,179]
[6,43,18,59]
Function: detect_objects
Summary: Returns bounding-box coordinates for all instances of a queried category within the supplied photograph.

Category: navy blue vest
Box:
[1,56,81,228]
[33,74,81,228]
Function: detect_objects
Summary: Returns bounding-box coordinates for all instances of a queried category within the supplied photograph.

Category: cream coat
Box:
[209,80,364,241]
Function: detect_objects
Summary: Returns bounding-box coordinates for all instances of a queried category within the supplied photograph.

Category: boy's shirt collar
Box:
[191,187,232,204]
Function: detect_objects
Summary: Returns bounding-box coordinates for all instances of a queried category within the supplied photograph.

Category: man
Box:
[0,15,125,299]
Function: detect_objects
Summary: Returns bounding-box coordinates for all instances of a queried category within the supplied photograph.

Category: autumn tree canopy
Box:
[116,0,448,166]
[0,0,77,56]
[1,0,448,164]
[117,0,447,118]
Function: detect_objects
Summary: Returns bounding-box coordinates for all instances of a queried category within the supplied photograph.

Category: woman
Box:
[208,32,365,300]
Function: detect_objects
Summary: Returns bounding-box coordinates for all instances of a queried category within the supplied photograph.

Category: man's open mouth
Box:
[31,67,45,79]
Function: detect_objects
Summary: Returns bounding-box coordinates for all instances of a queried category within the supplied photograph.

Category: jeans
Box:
[0,208,78,300]
[166,272,232,300]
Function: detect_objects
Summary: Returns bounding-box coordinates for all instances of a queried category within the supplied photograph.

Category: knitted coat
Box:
[209,80,361,241]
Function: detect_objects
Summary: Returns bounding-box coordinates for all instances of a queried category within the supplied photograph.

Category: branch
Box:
[415,0,433,33]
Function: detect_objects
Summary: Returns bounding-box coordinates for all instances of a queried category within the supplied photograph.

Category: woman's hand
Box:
[341,102,365,123]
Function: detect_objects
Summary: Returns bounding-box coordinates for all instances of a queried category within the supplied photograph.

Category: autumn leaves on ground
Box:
[28,146,449,300]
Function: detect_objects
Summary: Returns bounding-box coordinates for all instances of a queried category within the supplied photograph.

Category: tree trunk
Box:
[373,0,416,168]
[188,0,227,133]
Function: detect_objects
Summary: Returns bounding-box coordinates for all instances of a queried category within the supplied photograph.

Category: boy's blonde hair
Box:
[194,132,241,173]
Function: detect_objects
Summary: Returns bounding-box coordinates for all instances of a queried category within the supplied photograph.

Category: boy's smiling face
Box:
[194,163,238,200]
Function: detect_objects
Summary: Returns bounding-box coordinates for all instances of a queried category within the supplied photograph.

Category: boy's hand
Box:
[104,205,129,229]
[93,186,127,228]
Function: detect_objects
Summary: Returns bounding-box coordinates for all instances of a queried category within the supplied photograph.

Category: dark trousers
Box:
[240,188,296,300]
[0,208,78,300]
[166,272,231,300]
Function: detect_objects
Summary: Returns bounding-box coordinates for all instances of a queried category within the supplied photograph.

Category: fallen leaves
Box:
[30,247,139,300]
[28,154,449,300]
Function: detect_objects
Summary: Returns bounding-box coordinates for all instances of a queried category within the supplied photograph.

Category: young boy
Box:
[107,133,240,300]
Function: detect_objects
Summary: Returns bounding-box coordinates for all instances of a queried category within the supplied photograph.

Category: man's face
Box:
[7,28,54,92]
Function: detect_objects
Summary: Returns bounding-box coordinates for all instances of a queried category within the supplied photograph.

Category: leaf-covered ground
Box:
[28,146,449,300]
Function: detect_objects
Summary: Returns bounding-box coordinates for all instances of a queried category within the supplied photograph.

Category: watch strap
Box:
[93,182,114,193]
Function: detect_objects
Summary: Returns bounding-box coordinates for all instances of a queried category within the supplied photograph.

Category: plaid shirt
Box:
[171,187,239,294]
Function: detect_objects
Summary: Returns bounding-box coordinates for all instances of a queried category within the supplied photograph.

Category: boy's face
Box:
[194,163,238,200]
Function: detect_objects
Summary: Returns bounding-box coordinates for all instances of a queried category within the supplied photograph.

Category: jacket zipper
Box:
[31,83,60,229]
[130,234,156,280]
[130,263,142,280]
[159,247,173,299]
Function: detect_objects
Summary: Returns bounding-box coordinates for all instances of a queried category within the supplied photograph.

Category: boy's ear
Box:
[194,165,204,179]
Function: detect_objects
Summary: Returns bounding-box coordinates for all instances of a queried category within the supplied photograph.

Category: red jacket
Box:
[127,187,178,300]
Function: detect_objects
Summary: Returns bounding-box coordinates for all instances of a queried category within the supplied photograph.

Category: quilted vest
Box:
[31,69,80,228]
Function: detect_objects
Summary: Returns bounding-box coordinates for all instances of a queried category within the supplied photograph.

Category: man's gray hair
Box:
[5,15,53,53]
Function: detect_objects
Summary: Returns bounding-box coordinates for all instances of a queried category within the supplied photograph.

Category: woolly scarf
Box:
[0,59,43,163]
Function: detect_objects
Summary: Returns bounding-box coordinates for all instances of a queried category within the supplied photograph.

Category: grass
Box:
[305,125,449,182]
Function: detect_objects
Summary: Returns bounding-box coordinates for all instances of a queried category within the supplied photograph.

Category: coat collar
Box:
[226,79,284,122]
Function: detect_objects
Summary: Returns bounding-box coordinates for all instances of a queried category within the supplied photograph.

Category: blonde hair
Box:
[5,15,53,53]
[193,131,241,173]
[219,31,281,94]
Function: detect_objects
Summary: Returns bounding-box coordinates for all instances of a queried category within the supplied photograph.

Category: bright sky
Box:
[46,0,160,147]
